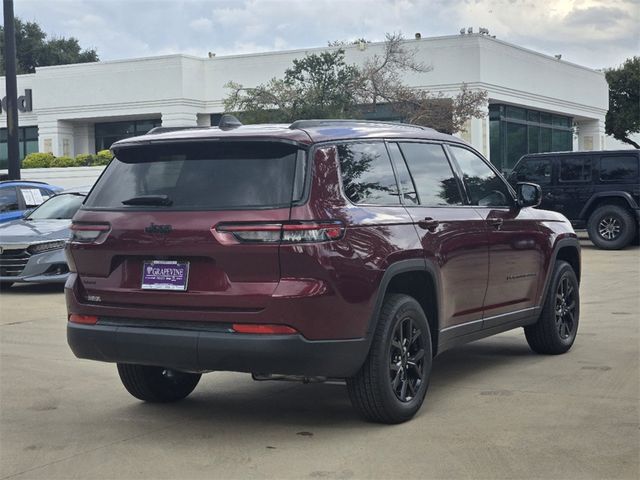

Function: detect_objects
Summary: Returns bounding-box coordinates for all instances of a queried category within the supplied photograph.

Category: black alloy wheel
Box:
[389,316,426,402]
[347,294,432,424]
[525,260,579,355]
[555,275,577,340]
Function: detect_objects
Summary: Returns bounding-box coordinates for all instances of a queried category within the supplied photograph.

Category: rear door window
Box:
[559,157,592,183]
[84,142,305,210]
[599,155,639,183]
[397,142,463,206]
[337,142,399,205]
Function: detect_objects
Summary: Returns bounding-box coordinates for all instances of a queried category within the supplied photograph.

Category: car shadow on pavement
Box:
[112,337,538,429]
[1,283,65,294]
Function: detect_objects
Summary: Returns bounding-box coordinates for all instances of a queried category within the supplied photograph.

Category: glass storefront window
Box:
[0,126,39,169]
[94,119,161,151]
[528,125,540,153]
[506,106,526,121]
[488,104,572,172]
[540,127,552,152]
[505,122,527,170]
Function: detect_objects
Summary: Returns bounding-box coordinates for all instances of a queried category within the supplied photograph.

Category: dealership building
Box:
[0,33,619,172]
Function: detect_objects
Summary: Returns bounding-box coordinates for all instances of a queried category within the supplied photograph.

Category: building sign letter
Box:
[0,89,33,114]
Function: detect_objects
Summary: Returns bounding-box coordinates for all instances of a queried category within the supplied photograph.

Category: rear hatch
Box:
[68,140,306,311]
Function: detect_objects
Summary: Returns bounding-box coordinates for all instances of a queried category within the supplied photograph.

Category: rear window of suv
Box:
[85,142,306,210]
[599,155,639,183]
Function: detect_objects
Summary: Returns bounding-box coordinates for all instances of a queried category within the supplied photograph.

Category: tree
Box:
[224,33,487,134]
[355,33,487,133]
[605,57,640,148]
[224,49,362,123]
[0,17,98,75]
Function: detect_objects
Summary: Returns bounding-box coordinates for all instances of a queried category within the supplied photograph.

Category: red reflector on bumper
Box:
[232,324,297,335]
[69,314,98,325]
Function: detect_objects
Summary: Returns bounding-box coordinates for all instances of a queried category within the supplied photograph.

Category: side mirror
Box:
[516,182,541,208]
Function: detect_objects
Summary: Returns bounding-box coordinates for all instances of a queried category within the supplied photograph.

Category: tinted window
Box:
[449,146,513,207]
[338,142,399,204]
[387,143,418,205]
[600,156,639,182]
[0,187,19,213]
[28,193,85,220]
[398,143,463,206]
[560,157,591,182]
[514,158,552,184]
[85,142,304,210]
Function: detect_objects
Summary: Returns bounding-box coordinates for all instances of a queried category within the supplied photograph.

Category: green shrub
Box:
[93,149,114,166]
[21,151,111,168]
[22,152,55,168]
[50,156,77,168]
[74,153,95,167]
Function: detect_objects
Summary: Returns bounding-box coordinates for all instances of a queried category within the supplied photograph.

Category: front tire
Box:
[0,282,13,290]
[525,261,579,355]
[117,364,201,402]
[347,294,432,424]
[587,204,636,250]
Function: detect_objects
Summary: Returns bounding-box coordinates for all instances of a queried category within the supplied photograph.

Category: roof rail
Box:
[146,126,211,135]
[289,119,430,131]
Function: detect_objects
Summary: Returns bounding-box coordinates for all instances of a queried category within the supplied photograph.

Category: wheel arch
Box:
[539,237,581,308]
[580,192,638,221]
[367,259,441,356]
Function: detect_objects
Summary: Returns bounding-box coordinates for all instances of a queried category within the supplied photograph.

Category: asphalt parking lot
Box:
[1,241,638,479]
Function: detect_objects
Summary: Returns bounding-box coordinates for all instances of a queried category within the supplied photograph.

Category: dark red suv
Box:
[66,118,581,423]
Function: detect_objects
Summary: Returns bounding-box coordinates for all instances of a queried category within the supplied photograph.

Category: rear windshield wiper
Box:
[122,195,173,206]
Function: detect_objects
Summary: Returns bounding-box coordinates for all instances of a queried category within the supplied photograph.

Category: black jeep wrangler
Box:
[511,150,640,249]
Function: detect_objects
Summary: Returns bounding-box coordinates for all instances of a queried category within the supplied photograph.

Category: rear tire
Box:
[525,261,579,355]
[587,204,636,250]
[347,294,432,424]
[117,364,201,402]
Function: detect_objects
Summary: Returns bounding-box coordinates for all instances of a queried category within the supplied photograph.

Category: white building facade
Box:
[1,34,614,172]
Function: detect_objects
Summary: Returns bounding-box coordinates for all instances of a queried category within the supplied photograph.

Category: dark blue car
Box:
[0,180,63,223]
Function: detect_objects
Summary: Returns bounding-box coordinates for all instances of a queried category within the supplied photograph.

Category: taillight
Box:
[70,223,110,243]
[213,221,344,244]
[69,314,98,325]
[232,323,298,334]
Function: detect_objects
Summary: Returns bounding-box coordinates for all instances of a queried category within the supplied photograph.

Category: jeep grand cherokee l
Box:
[66,118,581,424]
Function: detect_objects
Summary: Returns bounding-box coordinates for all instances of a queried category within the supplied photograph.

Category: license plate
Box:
[141,260,189,291]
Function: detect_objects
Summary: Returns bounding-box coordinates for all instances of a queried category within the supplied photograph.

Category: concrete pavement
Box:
[1,242,638,479]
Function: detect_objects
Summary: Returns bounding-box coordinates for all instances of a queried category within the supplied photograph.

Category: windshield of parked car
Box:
[84,142,306,210]
[27,193,85,220]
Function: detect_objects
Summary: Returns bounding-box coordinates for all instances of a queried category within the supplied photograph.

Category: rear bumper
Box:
[67,322,369,378]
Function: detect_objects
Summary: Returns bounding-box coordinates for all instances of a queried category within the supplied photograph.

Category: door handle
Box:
[489,218,504,230]
[417,217,439,231]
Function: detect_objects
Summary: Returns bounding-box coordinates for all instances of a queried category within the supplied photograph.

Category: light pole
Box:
[3,0,21,179]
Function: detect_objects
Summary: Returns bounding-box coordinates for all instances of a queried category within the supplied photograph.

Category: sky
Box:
[10,0,640,70]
